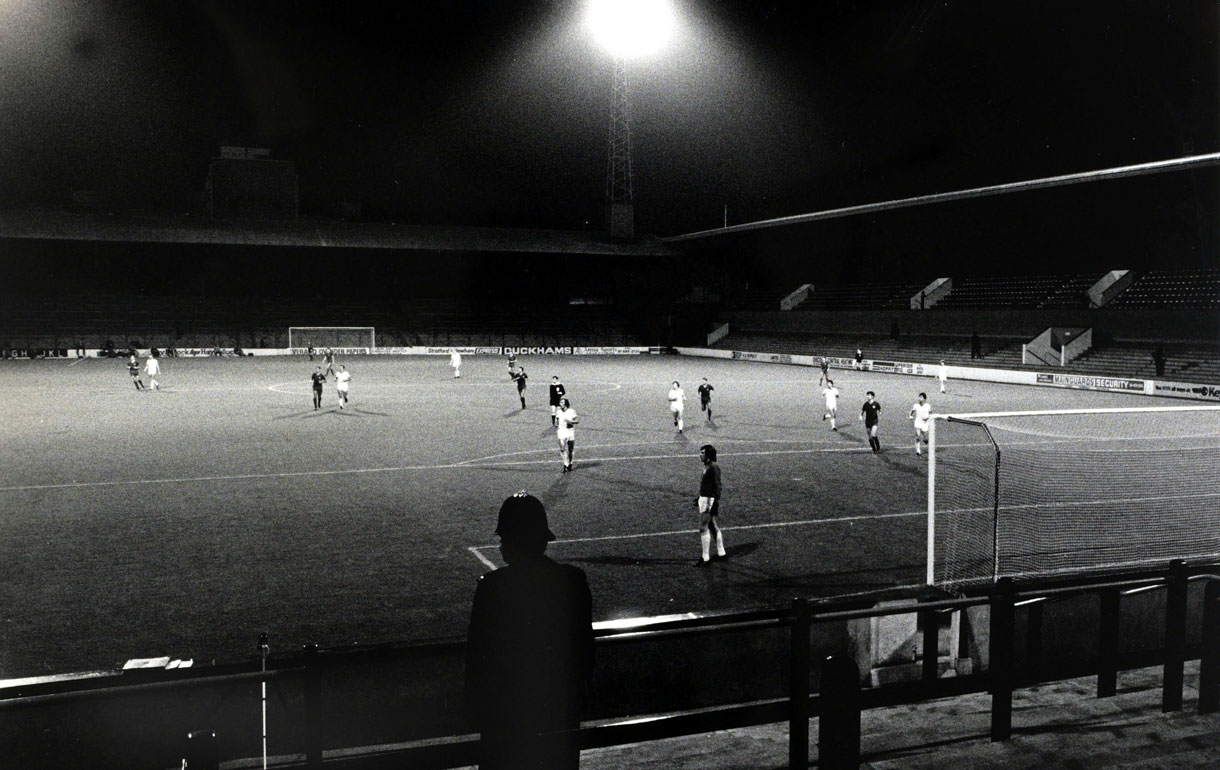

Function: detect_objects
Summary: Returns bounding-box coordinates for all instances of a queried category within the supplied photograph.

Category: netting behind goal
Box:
[928,406,1220,591]
[288,327,375,351]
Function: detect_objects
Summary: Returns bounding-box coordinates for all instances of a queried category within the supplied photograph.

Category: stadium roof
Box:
[0,210,678,257]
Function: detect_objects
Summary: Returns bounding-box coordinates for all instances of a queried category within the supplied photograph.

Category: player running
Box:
[697,378,714,423]
[323,348,336,379]
[512,366,528,410]
[311,366,326,410]
[450,351,462,378]
[506,353,517,380]
[821,378,840,431]
[860,391,882,452]
[556,397,578,472]
[818,356,830,386]
[937,360,949,394]
[668,381,686,433]
[127,354,145,390]
[910,392,932,456]
[549,376,566,426]
[335,365,351,409]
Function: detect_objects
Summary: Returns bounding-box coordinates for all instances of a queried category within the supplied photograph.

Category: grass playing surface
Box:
[0,353,1202,679]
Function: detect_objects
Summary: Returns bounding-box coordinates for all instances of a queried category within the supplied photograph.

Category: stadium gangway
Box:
[3,560,1220,770]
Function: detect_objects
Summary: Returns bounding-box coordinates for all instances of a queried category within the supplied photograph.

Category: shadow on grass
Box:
[351,406,391,418]
[876,450,925,477]
[271,408,324,421]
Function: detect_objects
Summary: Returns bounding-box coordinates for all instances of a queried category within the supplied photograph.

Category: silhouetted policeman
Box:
[465,492,593,769]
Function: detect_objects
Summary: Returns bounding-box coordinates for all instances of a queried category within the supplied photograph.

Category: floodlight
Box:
[588,0,674,59]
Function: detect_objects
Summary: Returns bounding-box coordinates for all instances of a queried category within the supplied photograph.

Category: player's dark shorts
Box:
[865,418,878,428]
[517,381,527,392]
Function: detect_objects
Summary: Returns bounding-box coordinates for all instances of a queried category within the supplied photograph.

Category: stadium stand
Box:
[1036,273,1101,308]
[932,275,1075,309]
[1107,268,1220,309]
[796,280,930,310]
[0,294,643,350]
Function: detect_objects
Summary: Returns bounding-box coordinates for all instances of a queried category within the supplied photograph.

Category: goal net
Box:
[288,327,375,353]
[927,405,1220,591]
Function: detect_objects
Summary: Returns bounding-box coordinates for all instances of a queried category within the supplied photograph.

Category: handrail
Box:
[0,566,1206,706]
[5,560,1220,770]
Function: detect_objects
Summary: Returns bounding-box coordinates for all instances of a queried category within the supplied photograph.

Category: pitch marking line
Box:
[0,441,874,493]
[5,433,1218,493]
[465,490,1220,567]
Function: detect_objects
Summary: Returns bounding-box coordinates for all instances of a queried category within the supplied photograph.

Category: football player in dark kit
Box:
[465,492,593,770]
[512,367,528,410]
[697,377,715,423]
[860,390,883,452]
[310,366,326,410]
[548,376,566,426]
[127,354,145,390]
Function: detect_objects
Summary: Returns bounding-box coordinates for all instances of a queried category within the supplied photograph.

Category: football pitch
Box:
[0,353,1202,680]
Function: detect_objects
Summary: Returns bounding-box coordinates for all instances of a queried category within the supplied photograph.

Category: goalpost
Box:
[926,405,1220,591]
[287,327,375,353]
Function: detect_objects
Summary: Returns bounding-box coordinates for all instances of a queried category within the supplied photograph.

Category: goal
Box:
[288,327,375,353]
[926,405,1220,591]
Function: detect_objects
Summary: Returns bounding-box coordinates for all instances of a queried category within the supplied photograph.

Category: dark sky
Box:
[0,0,1216,242]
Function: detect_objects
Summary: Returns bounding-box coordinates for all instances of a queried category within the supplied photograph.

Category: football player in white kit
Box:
[556,397,578,472]
[144,354,161,390]
[335,365,352,409]
[910,392,932,456]
[821,378,840,431]
[667,381,686,433]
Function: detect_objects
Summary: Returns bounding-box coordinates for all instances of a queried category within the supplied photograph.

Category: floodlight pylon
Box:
[605,56,635,239]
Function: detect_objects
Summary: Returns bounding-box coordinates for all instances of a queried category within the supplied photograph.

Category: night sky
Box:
[0,0,1216,264]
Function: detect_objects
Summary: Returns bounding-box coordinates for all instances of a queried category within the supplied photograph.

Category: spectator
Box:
[971,331,982,360]
[1152,344,1166,377]
[465,492,593,770]
[890,319,900,340]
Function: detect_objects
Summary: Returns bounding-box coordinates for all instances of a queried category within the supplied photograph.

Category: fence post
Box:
[920,605,939,682]
[1097,588,1119,698]
[1200,579,1220,714]
[819,655,861,770]
[303,643,323,769]
[1026,600,1043,683]
[989,577,1015,741]
[789,598,811,770]
[1163,560,1188,713]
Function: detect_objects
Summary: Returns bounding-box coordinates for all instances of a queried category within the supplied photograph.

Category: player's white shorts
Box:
[914,420,929,434]
[557,428,575,442]
[825,400,838,412]
[337,385,349,394]
[670,403,684,414]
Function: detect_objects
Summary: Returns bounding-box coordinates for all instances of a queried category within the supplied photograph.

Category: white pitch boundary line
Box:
[3,433,1215,493]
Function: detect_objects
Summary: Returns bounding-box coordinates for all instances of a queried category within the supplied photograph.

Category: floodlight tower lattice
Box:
[605,56,635,239]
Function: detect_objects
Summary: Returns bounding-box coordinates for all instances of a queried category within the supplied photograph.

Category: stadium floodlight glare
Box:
[588,0,674,58]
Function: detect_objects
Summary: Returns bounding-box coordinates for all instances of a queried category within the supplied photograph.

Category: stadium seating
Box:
[932,275,1082,309]
[1107,269,1220,309]
[796,280,930,310]
[1036,273,1102,308]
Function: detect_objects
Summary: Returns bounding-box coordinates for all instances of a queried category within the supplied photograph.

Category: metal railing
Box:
[3,560,1219,770]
